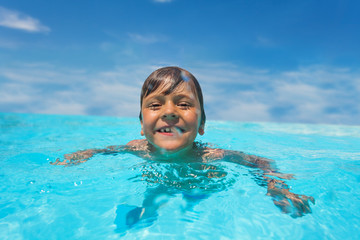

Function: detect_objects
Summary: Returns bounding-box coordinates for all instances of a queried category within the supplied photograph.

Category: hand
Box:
[267,179,315,218]
[64,149,94,161]
[50,149,94,166]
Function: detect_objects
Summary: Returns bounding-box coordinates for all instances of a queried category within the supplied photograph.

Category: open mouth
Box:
[157,126,185,134]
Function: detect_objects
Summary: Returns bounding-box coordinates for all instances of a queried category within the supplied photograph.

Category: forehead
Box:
[145,79,198,99]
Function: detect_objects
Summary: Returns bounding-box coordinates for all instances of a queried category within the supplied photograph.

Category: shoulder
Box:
[126,139,146,146]
[201,147,225,161]
[126,139,149,151]
[222,149,274,169]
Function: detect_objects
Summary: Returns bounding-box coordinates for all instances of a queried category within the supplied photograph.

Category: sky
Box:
[0,0,360,125]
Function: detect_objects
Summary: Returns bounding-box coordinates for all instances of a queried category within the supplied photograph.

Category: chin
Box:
[157,144,190,154]
[161,146,182,152]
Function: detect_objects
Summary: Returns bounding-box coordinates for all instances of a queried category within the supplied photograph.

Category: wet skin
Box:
[140,83,204,156]
[51,82,314,219]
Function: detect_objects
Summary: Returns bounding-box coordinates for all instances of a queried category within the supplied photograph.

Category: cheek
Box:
[142,109,156,121]
[184,110,201,127]
[141,111,156,130]
[142,119,154,131]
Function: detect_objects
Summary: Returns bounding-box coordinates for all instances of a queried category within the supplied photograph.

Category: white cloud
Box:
[190,63,360,125]
[0,62,359,125]
[37,100,87,115]
[0,6,50,33]
[215,100,271,122]
[0,63,153,117]
[0,82,35,103]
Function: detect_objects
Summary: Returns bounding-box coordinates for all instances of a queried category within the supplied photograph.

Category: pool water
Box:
[1,112,359,239]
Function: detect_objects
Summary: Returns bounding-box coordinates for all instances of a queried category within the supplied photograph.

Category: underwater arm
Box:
[224,150,294,179]
[265,177,315,218]
[202,148,291,178]
[224,150,314,218]
[50,145,132,166]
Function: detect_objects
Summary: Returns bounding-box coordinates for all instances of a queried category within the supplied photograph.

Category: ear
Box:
[140,121,144,136]
[198,125,205,135]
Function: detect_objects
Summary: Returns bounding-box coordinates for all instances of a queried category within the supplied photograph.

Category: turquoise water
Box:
[1,112,360,239]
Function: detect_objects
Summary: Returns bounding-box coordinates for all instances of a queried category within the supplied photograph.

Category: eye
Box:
[148,103,161,110]
[178,102,191,109]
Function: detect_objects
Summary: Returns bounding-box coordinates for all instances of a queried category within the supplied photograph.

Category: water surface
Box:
[1,113,359,239]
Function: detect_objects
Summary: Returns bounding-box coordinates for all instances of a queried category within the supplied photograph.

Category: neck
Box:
[150,144,196,160]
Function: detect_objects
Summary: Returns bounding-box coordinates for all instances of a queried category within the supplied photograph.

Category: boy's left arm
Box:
[265,177,315,218]
[222,150,315,218]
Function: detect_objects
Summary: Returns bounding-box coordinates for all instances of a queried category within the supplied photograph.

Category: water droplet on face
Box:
[181,71,190,82]
[148,83,154,91]
[172,127,184,137]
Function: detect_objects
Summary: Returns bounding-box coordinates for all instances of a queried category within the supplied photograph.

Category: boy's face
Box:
[140,82,204,154]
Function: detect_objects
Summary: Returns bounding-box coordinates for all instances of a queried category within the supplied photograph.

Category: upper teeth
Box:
[160,128,172,133]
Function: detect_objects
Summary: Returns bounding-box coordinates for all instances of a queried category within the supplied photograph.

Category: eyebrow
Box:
[173,94,195,100]
[146,92,195,100]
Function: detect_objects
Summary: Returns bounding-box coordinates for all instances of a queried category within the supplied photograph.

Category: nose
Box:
[161,101,179,120]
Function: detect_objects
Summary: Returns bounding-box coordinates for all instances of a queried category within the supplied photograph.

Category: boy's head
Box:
[139,66,206,154]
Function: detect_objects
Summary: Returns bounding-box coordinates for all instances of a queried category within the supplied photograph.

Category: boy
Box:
[52,66,314,218]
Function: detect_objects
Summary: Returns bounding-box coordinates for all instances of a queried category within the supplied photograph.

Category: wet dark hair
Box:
[139,66,206,127]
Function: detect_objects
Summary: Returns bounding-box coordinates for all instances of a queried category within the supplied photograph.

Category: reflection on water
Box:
[115,161,237,233]
[139,162,230,191]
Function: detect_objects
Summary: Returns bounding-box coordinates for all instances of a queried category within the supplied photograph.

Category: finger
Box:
[273,199,291,213]
[293,197,311,214]
[50,158,60,165]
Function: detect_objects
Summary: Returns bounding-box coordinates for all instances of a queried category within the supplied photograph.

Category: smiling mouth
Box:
[157,127,185,134]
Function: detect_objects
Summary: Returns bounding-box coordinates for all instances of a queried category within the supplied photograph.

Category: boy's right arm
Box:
[125,139,149,151]
[50,148,103,165]
[50,140,148,166]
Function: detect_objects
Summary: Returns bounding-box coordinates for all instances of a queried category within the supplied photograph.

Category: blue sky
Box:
[1,0,360,125]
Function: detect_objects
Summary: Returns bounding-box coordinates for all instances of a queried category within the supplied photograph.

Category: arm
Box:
[50,140,150,166]
[224,150,314,218]
[50,149,98,165]
[224,150,294,179]
[266,177,315,218]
